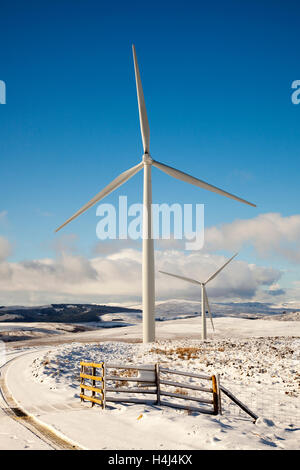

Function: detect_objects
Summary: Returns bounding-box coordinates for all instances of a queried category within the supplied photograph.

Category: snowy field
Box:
[1,314,297,450]
[31,336,300,424]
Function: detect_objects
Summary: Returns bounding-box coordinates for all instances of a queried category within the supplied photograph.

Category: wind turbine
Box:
[55,45,255,343]
[159,253,238,340]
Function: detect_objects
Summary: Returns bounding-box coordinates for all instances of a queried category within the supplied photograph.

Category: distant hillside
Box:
[0,304,142,323]
[1,300,299,324]
[151,299,300,320]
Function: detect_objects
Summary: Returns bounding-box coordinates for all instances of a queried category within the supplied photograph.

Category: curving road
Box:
[0,348,81,450]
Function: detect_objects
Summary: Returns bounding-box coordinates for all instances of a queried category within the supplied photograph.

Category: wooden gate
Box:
[79,361,220,415]
[157,366,219,415]
[80,361,105,408]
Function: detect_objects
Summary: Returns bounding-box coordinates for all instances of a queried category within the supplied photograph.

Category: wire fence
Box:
[220,382,299,425]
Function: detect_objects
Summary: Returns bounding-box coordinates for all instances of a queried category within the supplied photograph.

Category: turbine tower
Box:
[159,253,238,340]
[55,45,255,343]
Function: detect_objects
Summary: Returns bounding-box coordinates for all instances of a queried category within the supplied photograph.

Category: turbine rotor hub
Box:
[143,153,153,164]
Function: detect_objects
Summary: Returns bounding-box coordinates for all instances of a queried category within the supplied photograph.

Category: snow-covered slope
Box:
[130,299,300,321]
[2,313,299,450]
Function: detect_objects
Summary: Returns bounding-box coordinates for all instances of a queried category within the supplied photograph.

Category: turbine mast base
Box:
[142,161,155,343]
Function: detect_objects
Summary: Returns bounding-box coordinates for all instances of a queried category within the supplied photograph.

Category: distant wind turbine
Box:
[159,253,238,339]
[55,45,255,343]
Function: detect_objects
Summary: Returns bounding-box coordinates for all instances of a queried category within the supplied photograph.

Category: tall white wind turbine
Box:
[55,45,255,343]
[159,253,238,340]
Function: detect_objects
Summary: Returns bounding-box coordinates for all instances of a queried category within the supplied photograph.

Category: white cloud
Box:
[0,245,282,306]
[94,213,300,263]
[1,212,299,306]
[0,236,12,262]
[93,239,140,256]
[156,251,281,300]
[204,213,300,262]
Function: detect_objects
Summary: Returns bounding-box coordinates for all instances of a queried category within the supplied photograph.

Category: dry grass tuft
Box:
[149,346,204,360]
[174,387,189,396]
[110,367,138,389]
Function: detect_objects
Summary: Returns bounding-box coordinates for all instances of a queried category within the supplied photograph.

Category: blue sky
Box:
[0,1,300,305]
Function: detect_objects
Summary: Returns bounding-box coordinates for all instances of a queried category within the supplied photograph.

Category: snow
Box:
[2,315,299,450]
[0,349,52,450]
[29,337,300,419]
[0,322,91,343]
[0,409,51,450]
[131,299,300,319]
[263,311,300,321]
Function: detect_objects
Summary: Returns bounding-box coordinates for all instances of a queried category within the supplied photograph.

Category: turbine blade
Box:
[159,270,201,286]
[204,286,215,331]
[55,161,143,232]
[204,252,238,285]
[132,45,150,154]
[152,160,256,207]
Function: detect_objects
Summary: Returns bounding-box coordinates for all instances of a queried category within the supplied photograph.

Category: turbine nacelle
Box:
[143,153,153,164]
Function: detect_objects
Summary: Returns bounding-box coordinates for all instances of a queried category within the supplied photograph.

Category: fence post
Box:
[155,363,160,405]
[211,375,219,415]
[103,362,106,410]
[216,374,222,415]
[80,363,84,402]
[91,366,96,407]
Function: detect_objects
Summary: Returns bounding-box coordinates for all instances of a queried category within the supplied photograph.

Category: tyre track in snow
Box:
[0,350,82,450]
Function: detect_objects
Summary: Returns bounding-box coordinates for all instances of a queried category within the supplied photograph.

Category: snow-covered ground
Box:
[1,315,299,450]
[0,349,52,450]
[0,408,51,450]
[132,299,300,320]
[0,322,92,340]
